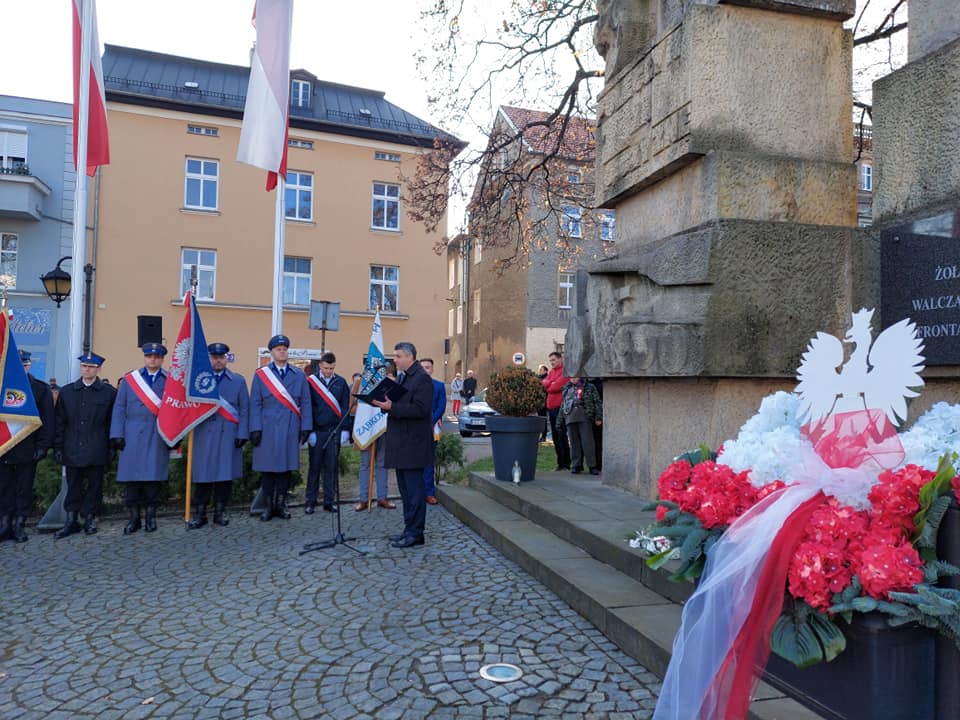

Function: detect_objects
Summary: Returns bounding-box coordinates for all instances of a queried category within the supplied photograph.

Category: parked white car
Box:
[457,389,497,437]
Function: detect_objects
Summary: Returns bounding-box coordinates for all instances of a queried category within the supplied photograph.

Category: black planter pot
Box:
[486,415,546,483]
[764,612,936,720]
[936,501,960,720]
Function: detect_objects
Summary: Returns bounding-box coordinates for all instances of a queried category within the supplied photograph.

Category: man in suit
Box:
[419,358,446,505]
[249,334,312,521]
[189,343,249,528]
[53,352,116,538]
[373,342,434,549]
[305,351,352,513]
[110,342,170,534]
[0,350,55,543]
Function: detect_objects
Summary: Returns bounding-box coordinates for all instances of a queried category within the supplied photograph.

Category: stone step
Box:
[439,475,824,720]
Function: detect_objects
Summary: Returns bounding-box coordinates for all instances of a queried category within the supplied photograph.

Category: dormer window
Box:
[291,79,311,108]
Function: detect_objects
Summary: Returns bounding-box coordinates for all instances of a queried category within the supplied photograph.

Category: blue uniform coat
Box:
[110,368,170,483]
[192,369,249,483]
[249,363,312,472]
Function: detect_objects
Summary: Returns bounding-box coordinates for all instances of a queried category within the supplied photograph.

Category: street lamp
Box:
[40,256,72,307]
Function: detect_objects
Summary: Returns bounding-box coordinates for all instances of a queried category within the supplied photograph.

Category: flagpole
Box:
[184,429,194,527]
[271,177,285,335]
[367,438,376,512]
[69,0,94,377]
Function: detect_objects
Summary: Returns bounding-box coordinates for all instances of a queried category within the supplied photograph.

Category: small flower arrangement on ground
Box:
[636,394,960,667]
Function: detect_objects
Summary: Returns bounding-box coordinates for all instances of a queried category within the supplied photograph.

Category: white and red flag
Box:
[237,0,293,191]
[157,292,219,445]
[72,0,110,176]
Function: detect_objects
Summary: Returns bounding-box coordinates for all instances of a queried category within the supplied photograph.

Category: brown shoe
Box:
[354,502,367,512]
[426,495,439,505]
[377,499,396,509]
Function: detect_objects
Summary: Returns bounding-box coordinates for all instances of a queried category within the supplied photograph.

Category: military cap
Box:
[142,342,168,356]
[19,349,31,363]
[78,352,106,367]
[268,334,290,350]
[208,342,230,355]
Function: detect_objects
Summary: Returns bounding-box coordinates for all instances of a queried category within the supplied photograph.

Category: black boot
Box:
[0,513,12,542]
[12,516,28,543]
[82,515,98,535]
[274,491,291,520]
[55,511,82,539]
[213,503,229,527]
[123,506,142,535]
[188,506,207,529]
[260,491,273,522]
[144,506,157,533]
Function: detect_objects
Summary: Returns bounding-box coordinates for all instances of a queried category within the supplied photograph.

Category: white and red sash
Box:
[126,370,162,417]
[308,374,342,418]
[256,366,301,417]
[218,396,240,424]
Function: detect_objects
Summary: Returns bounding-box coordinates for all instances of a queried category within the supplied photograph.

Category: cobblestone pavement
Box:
[1,503,660,719]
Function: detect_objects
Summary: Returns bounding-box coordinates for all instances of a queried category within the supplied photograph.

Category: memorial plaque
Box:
[880,212,960,365]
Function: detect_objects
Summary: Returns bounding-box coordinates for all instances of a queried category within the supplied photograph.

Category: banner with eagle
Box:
[0,308,41,456]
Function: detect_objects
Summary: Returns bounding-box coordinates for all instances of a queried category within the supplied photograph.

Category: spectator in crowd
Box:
[542,352,571,470]
[558,376,602,475]
[450,372,464,417]
[461,369,477,406]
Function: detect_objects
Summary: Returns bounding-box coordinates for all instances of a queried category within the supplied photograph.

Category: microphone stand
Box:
[300,368,384,556]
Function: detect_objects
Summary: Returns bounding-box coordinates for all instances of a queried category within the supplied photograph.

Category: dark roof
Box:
[101,45,463,151]
[499,105,595,162]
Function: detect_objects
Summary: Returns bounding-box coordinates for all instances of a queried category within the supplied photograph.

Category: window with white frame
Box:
[283,256,311,306]
[0,129,27,171]
[0,233,17,287]
[558,271,575,309]
[448,308,455,336]
[456,304,463,334]
[184,158,218,210]
[288,138,314,149]
[372,183,400,230]
[285,171,313,221]
[568,172,581,184]
[369,265,399,311]
[561,205,582,238]
[448,257,456,288]
[861,164,873,192]
[472,289,481,324]
[180,248,216,300]
[375,151,401,162]
[291,79,311,108]
[473,238,482,265]
[600,210,616,241]
[187,124,218,137]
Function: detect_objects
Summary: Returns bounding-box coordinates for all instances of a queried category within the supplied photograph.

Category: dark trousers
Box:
[193,481,232,508]
[567,421,597,471]
[260,471,291,500]
[124,481,162,509]
[422,440,438,496]
[306,429,338,505]
[396,467,426,540]
[0,461,37,517]
[65,466,105,516]
[548,408,571,469]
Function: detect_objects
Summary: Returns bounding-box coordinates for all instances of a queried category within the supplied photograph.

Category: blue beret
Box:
[19,350,31,363]
[208,342,230,355]
[268,334,290,350]
[78,352,106,367]
[142,343,167,356]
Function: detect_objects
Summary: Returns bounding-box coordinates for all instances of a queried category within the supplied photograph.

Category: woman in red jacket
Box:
[541,351,571,470]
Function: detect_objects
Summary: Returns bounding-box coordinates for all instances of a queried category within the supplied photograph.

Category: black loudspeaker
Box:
[444,338,451,354]
[137,315,162,347]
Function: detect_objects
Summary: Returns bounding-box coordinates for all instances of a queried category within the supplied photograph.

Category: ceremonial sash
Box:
[126,370,162,417]
[256,366,301,417]
[308,374,342,417]
[218,396,240,424]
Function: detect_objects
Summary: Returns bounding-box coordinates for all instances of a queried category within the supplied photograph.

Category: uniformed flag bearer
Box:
[188,343,249,528]
[0,350,55,543]
[53,352,116,539]
[249,335,311,521]
[110,343,169,534]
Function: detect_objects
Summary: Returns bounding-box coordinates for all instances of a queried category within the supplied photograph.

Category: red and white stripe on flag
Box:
[237,0,293,191]
[72,0,110,176]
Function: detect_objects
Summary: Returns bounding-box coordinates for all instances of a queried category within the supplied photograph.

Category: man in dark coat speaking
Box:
[372,341,433,549]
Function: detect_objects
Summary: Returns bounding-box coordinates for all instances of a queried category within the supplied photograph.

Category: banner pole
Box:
[184,429,194,527]
[367,438,376,512]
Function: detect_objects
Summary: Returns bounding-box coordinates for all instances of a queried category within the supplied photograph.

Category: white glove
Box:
[340,430,351,446]
[307,431,317,447]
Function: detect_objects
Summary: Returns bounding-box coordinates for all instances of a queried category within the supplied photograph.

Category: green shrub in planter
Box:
[485,366,546,417]
[435,433,466,482]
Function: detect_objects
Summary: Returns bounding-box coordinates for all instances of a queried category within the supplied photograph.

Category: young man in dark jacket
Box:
[373,342,434,548]
[305,351,352,513]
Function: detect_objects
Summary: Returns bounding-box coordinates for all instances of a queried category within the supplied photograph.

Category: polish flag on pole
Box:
[72,0,110,176]
[237,0,293,191]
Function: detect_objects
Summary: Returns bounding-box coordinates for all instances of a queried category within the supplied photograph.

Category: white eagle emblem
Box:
[795,308,925,426]
[169,339,190,383]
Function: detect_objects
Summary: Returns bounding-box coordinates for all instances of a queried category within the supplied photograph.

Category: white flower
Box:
[899,402,960,471]
[629,530,679,557]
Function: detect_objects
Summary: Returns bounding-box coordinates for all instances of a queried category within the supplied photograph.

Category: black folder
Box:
[353,377,406,404]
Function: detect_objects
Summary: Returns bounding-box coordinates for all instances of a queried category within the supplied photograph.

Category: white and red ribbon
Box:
[126,370,161,417]
[257,366,300,417]
[308,374,341,417]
